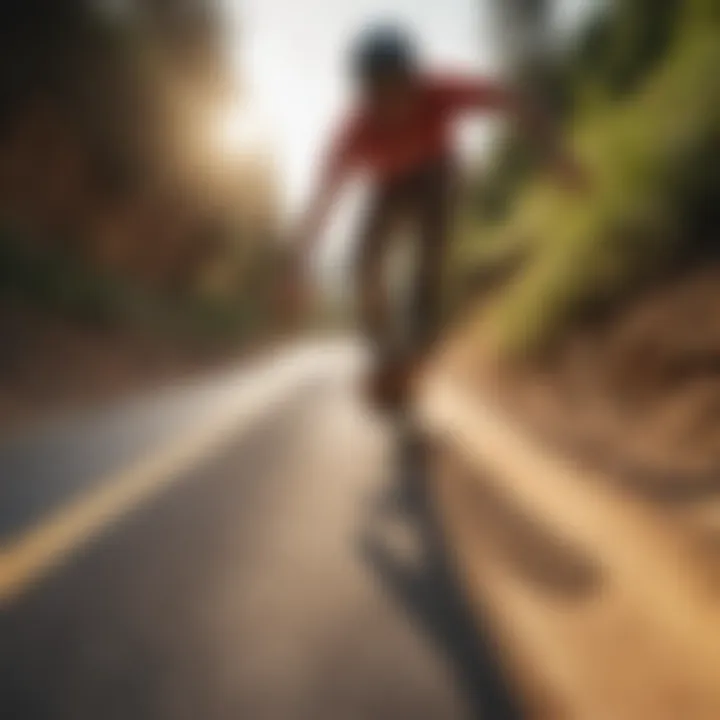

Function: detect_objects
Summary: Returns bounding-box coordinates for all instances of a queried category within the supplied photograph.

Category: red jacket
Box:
[325,74,513,186]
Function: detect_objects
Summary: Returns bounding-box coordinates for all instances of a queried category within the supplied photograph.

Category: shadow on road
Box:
[358,426,523,720]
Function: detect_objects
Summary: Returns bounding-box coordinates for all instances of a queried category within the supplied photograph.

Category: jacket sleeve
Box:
[320,115,361,191]
[433,74,518,114]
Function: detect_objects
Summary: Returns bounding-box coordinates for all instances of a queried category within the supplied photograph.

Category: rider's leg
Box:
[356,185,412,409]
[413,161,455,354]
[356,187,402,356]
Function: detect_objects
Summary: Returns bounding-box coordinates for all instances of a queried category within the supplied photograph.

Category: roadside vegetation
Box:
[455,0,719,358]
[0,1,286,425]
[0,0,283,344]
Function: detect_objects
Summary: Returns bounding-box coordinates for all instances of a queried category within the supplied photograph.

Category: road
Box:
[0,341,518,720]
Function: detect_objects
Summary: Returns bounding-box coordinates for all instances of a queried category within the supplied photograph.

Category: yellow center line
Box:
[0,359,314,607]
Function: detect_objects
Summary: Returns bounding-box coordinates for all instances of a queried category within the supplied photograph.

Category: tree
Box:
[0,0,280,301]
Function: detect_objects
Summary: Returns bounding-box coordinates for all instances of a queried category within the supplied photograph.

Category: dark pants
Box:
[356,157,456,357]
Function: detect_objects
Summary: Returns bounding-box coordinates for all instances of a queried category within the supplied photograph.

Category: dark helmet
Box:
[350,24,418,83]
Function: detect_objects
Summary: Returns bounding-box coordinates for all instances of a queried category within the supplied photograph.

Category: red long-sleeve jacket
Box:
[323,74,514,186]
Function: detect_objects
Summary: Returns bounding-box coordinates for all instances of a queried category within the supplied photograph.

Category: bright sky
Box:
[221,0,597,215]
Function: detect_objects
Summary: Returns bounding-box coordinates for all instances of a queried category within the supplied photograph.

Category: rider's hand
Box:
[553,152,591,195]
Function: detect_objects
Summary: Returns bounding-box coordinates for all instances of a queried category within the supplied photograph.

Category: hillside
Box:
[452,0,720,486]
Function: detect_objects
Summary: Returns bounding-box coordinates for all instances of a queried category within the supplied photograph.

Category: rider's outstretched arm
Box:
[280,121,357,324]
[293,120,357,267]
[437,75,585,188]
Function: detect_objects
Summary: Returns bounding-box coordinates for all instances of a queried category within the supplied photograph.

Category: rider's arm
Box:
[293,120,358,265]
[437,75,585,187]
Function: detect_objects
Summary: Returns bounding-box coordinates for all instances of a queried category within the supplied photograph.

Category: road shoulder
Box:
[419,334,720,719]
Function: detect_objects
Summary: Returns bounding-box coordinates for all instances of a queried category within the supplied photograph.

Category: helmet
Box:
[350,24,418,83]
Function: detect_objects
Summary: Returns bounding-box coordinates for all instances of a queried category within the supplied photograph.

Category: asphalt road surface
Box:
[0,341,518,720]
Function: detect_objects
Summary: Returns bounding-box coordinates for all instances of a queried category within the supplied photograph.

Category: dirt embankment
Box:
[461,265,720,497]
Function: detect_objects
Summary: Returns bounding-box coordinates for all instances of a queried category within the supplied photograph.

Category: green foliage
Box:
[0,225,268,342]
[474,0,694,231]
[461,0,720,357]
[600,0,681,98]
[0,226,125,324]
